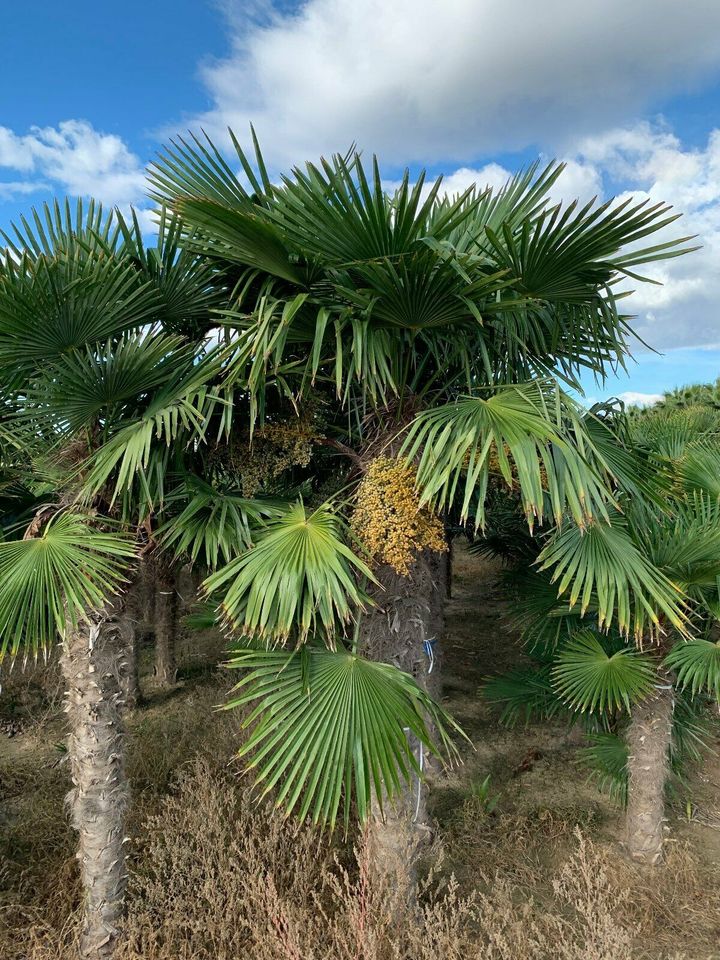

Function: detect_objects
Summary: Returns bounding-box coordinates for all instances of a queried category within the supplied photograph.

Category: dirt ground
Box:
[2,544,720,958]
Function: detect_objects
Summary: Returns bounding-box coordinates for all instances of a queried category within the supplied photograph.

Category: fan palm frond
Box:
[204,501,374,643]
[81,350,223,504]
[665,639,720,701]
[404,380,617,531]
[537,511,688,639]
[225,646,463,829]
[0,511,134,659]
[116,207,227,339]
[0,245,161,379]
[482,664,564,726]
[158,476,282,568]
[21,329,197,436]
[551,630,657,713]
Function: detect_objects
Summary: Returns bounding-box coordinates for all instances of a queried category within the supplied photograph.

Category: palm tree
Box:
[0,201,229,959]
[655,378,720,410]
[147,132,695,865]
[485,403,720,864]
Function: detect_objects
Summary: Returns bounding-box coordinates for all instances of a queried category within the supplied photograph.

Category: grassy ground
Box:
[2,545,720,958]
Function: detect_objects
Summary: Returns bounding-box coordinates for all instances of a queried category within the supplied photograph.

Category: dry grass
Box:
[2,547,720,959]
[7,757,717,960]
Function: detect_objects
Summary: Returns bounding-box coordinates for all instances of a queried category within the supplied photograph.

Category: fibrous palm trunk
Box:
[117,569,151,709]
[60,605,128,960]
[153,560,178,689]
[359,549,448,887]
[625,683,674,864]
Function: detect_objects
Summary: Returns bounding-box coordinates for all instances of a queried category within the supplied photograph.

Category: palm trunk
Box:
[625,684,674,864]
[60,605,128,960]
[359,548,448,886]
[153,561,178,688]
[118,581,143,710]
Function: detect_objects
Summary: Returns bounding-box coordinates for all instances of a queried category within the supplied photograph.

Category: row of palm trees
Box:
[0,132,713,958]
[482,401,720,863]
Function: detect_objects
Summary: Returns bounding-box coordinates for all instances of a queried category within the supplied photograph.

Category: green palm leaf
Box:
[665,639,720,700]
[638,493,720,591]
[81,351,223,505]
[537,511,688,639]
[676,443,720,500]
[0,244,161,378]
[404,380,615,531]
[578,732,629,805]
[225,646,463,829]
[21,329,197,436]
[204,501,374,643]
[551,630,657,713]
[483,664,564,726]
[0,511,134,659]
[159,477,281,568]
[116,207,226,339]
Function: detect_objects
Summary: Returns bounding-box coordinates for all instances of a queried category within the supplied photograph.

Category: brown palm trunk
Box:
[359,548,448,887]
[118,577,145,709]
[60,605,128,960]
[153,561,178,688]
[625,684,674,864]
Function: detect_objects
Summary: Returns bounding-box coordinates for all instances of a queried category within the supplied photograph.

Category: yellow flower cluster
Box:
[351,457,446,576]
[220,418,317,496]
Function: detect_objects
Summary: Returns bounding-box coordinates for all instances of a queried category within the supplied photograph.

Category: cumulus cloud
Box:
[0,120,147,209]
[616,391,664,407]
[565,123,720,350]
[192,0,720,166]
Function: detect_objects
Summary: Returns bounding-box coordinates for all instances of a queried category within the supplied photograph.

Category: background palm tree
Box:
[484,402,720,864]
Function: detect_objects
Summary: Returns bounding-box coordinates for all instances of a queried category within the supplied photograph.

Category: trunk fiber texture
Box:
[60,605,128,960]
[625,684,674,865]
[118,559,156,708]
[359,549,448,887]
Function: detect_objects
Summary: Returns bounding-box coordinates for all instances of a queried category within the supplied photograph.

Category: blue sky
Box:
[2,0,719,405]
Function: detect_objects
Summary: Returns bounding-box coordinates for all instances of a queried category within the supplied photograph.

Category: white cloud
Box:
[564,124,720,350]
[0,180,48,200]
[192,0,720,166]
[616,391,664,407]
[0,120,147,209]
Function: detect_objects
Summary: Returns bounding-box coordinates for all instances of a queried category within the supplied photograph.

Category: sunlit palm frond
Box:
[225,646,463,829]
[635,493,720,592]
[404,380,616,531]
[0,197,119,262]
[0,511,134,659]
[204,501,374,643]
[537,512,688,639]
